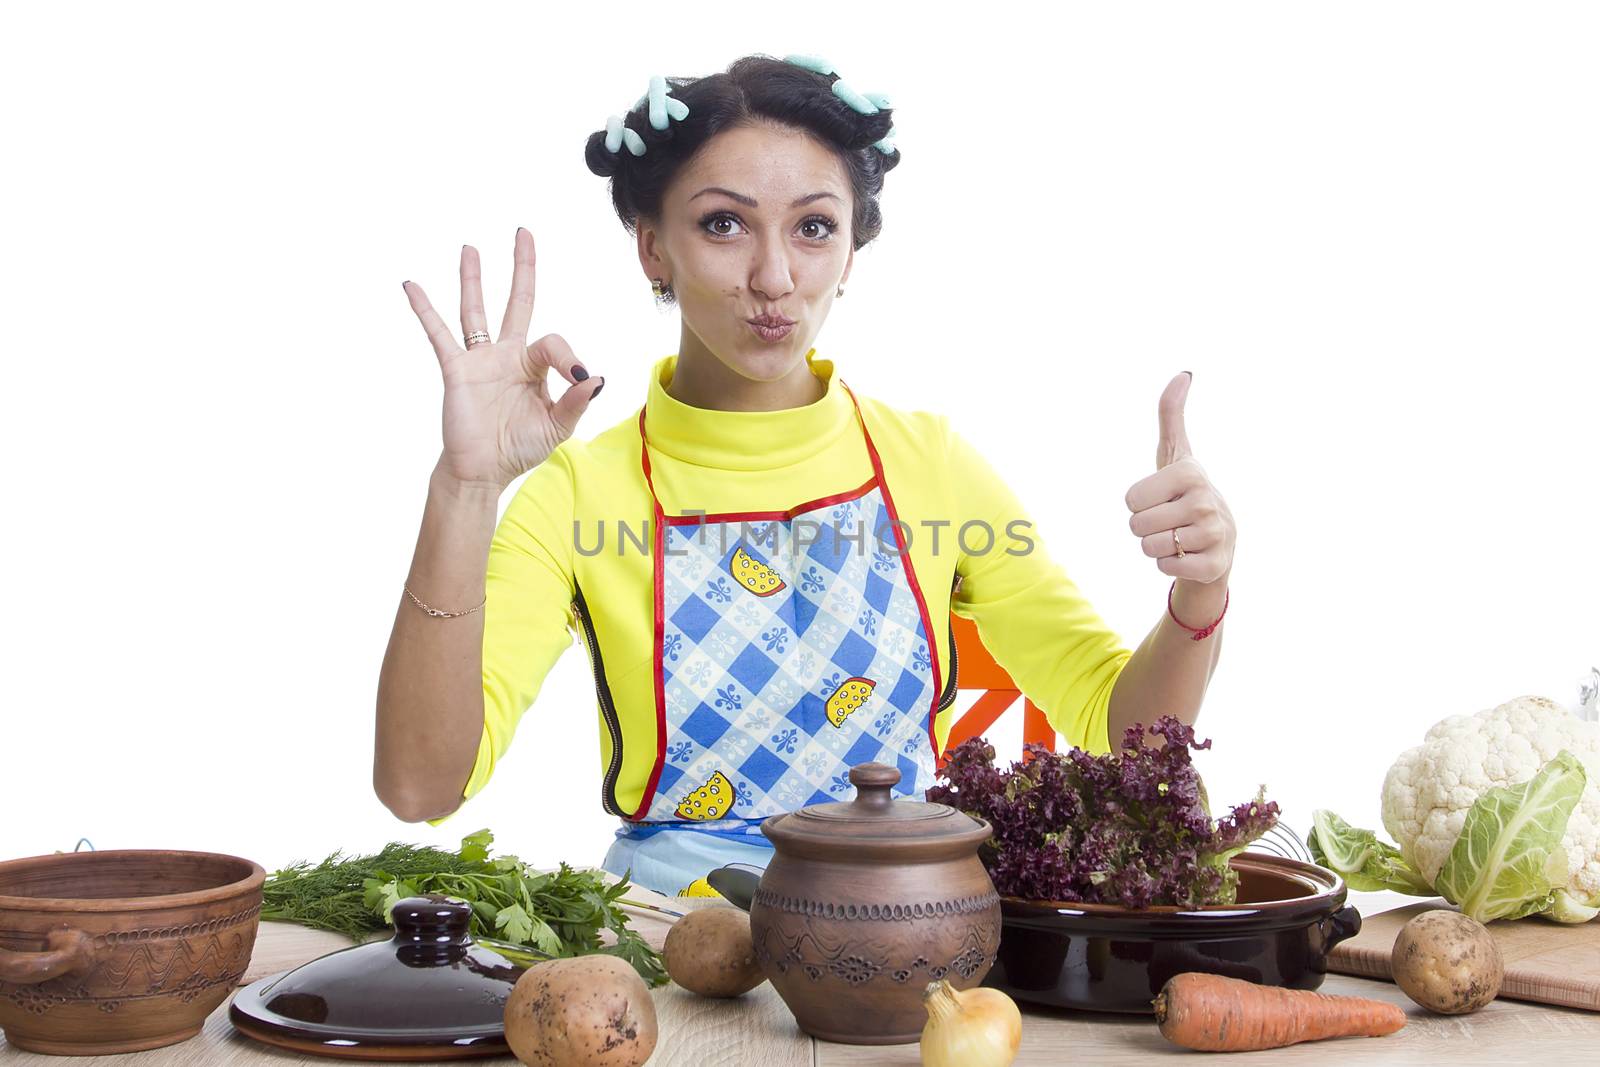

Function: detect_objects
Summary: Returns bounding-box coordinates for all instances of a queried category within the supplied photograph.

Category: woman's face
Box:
[640,122,854,384]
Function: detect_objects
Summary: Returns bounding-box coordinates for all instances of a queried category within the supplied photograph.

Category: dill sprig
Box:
[259,829,666,986]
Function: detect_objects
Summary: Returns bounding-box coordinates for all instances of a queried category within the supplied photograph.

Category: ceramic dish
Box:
[0,849,264,1055]
[981,853,1362,1013]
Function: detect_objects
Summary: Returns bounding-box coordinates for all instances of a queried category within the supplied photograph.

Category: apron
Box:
[601,380,945,895]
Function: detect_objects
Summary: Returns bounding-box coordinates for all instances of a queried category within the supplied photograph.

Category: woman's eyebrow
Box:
[689,187,843,208]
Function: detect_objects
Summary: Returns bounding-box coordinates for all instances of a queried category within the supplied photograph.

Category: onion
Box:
[919,979,1022,1067]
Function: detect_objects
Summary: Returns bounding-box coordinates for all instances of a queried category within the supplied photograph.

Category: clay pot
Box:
[0,849,264,1055]
[750,762,1000,1045]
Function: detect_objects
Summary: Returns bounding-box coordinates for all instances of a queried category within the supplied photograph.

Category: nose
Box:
[749,234,795,302]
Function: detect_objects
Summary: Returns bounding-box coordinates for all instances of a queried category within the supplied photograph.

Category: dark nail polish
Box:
[572,365,590,381]
[592,377,605,398]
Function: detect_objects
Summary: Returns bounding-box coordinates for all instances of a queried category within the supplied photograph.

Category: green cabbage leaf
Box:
[1307,810,1435,895]
[1434,750,1587,923]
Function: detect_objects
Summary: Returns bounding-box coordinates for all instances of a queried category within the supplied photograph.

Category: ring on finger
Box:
[464,330,491,348]
[1172,528,1186,558]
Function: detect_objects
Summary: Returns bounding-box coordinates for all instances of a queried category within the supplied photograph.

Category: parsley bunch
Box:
[260,829,666,986]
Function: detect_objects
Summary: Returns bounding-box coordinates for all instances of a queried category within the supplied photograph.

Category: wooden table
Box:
[5,890,1598,1064]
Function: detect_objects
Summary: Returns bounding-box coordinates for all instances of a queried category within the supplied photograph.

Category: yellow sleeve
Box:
[426,448,578,827]
[945,421,1133,756]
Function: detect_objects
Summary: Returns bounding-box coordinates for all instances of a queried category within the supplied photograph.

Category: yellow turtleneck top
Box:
[427,350,1133,827]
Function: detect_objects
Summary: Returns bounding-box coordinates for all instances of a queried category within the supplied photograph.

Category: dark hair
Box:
[584,54,900,304]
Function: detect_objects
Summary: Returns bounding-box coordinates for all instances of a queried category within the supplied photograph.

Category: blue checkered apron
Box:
[626,381,944,829]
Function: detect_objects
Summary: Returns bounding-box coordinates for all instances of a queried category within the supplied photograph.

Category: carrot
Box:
[1152,972,1407,1052]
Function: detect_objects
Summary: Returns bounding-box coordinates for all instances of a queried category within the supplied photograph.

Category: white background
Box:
[2,2,1595,878]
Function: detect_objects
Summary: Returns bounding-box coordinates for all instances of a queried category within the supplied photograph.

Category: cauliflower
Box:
[1311,694,1599,923]
[1380,695,1600,914]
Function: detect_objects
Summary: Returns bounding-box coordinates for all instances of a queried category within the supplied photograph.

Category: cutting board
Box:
[1328,899,1600,1012]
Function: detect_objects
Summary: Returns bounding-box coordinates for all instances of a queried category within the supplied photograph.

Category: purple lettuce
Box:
[926,716,1279,907]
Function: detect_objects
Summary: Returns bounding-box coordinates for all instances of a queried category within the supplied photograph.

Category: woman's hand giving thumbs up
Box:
[1123,372,1236,586]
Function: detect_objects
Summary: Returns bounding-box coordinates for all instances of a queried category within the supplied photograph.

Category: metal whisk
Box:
[1243,821,1316,864]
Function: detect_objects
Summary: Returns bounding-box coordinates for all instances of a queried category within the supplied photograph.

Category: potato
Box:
[1391,909,1504,1014]
[503,954,658,1067]
[662,905,766,998]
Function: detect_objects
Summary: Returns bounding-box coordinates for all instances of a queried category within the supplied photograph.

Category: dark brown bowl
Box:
[982,853,1361,1014]
[0,849,264,1055]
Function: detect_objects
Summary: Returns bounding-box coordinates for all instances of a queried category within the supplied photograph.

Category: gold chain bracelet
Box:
[404,584,486,619]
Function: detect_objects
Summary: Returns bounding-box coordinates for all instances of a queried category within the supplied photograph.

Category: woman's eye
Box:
[800,217,838,240]
[701,213,745,238]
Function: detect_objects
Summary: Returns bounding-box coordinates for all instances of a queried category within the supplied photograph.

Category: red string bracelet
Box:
[1167,579,1228,641]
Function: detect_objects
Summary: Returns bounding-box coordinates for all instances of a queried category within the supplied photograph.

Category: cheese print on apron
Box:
[629,381,945,825]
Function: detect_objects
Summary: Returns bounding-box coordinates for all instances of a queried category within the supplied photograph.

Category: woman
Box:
[373,54,1236,897]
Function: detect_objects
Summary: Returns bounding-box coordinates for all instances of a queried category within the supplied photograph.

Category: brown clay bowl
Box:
[0,849,265,1055]
[982,853,1362,1013]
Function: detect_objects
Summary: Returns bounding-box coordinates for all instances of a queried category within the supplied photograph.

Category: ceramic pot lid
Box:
[762,763,991,861]
[229,894,531,1060]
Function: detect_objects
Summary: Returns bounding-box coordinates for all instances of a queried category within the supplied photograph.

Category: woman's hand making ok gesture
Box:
[403,228,603,493]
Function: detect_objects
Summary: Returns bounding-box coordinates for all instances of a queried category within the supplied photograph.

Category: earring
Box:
[836,284,846,297]
[651,278,666,298]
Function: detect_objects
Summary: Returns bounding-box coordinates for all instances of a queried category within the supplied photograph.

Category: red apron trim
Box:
[630,408,670,821]
[839,382,944,755]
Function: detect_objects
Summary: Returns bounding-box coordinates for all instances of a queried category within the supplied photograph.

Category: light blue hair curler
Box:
[632,75,690,131]
[782,54,897,156]
[603,114,645,156]
[603,74,690,157]
[783,53,836,76]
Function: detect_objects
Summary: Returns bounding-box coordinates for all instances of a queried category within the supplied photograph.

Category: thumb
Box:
[1155,371,1193,470]
[551,375,604,439]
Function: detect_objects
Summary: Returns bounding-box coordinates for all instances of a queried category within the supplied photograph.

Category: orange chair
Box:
[936,613,1057,769]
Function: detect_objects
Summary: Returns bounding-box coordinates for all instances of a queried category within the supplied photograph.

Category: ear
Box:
[839,245,854,288]
[637,220,669,286]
